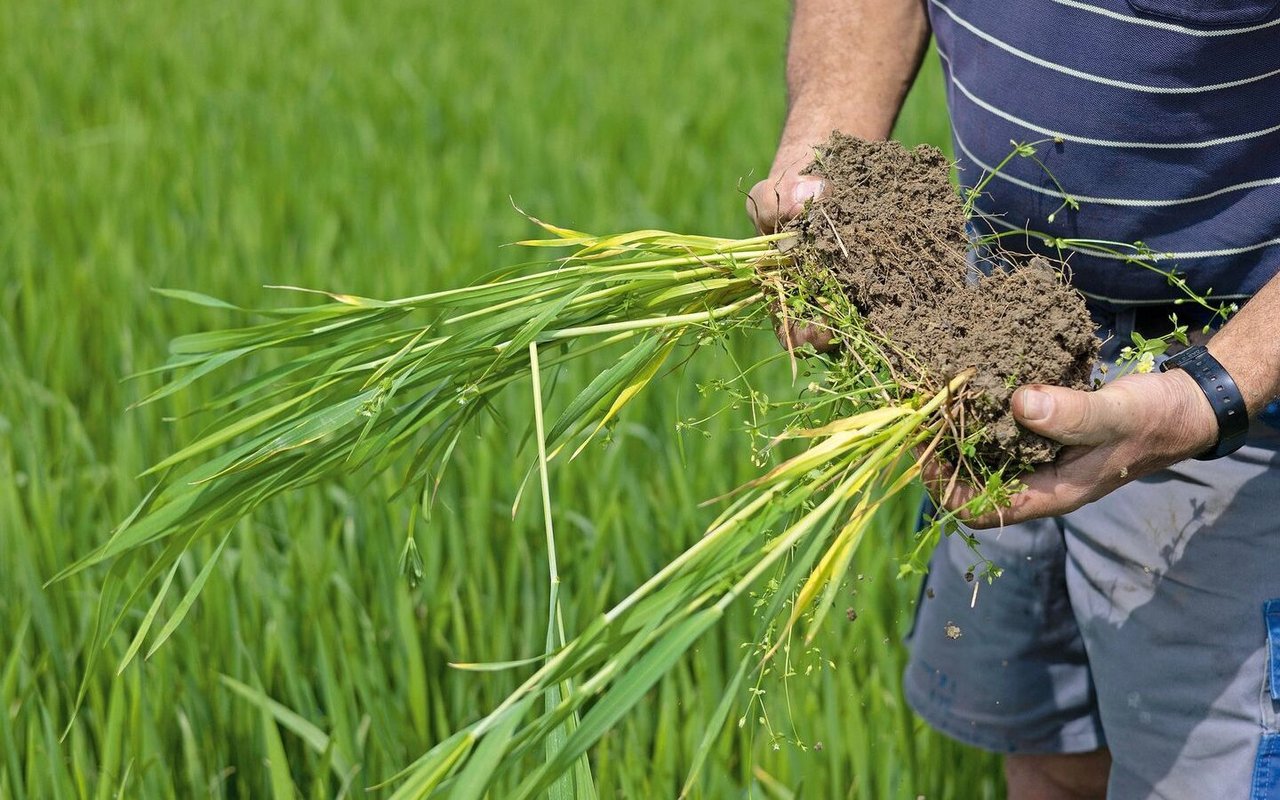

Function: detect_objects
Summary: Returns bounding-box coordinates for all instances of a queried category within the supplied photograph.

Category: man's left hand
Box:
[933,370,1219,529]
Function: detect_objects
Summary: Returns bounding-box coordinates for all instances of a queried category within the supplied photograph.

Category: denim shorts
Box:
[903,306,1280,798]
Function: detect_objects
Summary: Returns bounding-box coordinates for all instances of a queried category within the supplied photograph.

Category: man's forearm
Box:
[1207,270,1280,417]
[772,0,931,177]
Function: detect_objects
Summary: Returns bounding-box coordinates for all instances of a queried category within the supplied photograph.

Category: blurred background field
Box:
[0,1,1001,797]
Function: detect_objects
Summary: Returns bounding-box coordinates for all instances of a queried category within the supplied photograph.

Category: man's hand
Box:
[931,369,1219,528]
[929,267,1280,528]
[746,171,839,354]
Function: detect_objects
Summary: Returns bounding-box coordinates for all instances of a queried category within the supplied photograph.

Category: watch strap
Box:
[1158,344,1249,460]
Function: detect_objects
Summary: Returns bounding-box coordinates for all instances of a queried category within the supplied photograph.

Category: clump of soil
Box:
[788,133,1098,466]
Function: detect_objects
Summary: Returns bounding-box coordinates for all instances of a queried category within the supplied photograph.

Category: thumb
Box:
[784,177,826,224]
[747,176,826,234]
[1012,384,1130,447]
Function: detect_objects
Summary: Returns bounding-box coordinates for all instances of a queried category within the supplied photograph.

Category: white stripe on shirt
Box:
[954,130,1280,207]
[1048,0,1280,37]
[975,205,1280,261]
[930,0,1280,94]
[938,51,1280,150]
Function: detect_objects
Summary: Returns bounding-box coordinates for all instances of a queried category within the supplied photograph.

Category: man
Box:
[747,1,1280,797]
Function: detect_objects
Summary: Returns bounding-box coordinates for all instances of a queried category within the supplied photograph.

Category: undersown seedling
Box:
[1116,319,1190,375]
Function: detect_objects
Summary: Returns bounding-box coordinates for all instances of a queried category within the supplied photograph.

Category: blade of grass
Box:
[219,675,354,780]
[144,531,232,659]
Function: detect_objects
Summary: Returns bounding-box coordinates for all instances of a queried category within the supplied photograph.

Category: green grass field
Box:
[0,1,1001,796]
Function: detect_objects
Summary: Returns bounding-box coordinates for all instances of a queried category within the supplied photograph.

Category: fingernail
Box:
[792,179,824,206]
[1018,388,1052,421]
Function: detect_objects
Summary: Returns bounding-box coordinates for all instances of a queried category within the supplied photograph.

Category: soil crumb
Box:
[789,132,1098,466]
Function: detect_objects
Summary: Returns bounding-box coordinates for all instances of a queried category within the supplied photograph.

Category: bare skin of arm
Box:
[746,0,931,351]
[944,274,1280,528]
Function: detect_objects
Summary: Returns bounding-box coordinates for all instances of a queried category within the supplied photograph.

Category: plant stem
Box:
[534,293,764,341]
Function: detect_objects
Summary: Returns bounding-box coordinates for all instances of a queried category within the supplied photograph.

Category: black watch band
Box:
[1158,344,1249,460]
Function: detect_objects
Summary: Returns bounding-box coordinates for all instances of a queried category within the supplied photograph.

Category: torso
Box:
[928,0,1280,307]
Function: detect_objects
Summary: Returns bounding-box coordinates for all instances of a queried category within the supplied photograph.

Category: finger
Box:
[939,481,981,518]
[919,455,979,513]
[939,467,1034,530]
[959,485,1036,530]
[746,176,826,234]
[962,459,1098,529]
[792,320,838,353]
[1011,471,1087,516]
[967,488,1069,530]
[1009,442,1125,515]
[1012,384,1134,447]
[774,318,838,355]
[918,452,947,493]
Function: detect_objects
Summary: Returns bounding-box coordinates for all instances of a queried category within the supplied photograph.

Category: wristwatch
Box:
[1158,344,1249,460]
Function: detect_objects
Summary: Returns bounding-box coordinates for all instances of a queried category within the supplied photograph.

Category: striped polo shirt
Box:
[929,0,1280,308]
